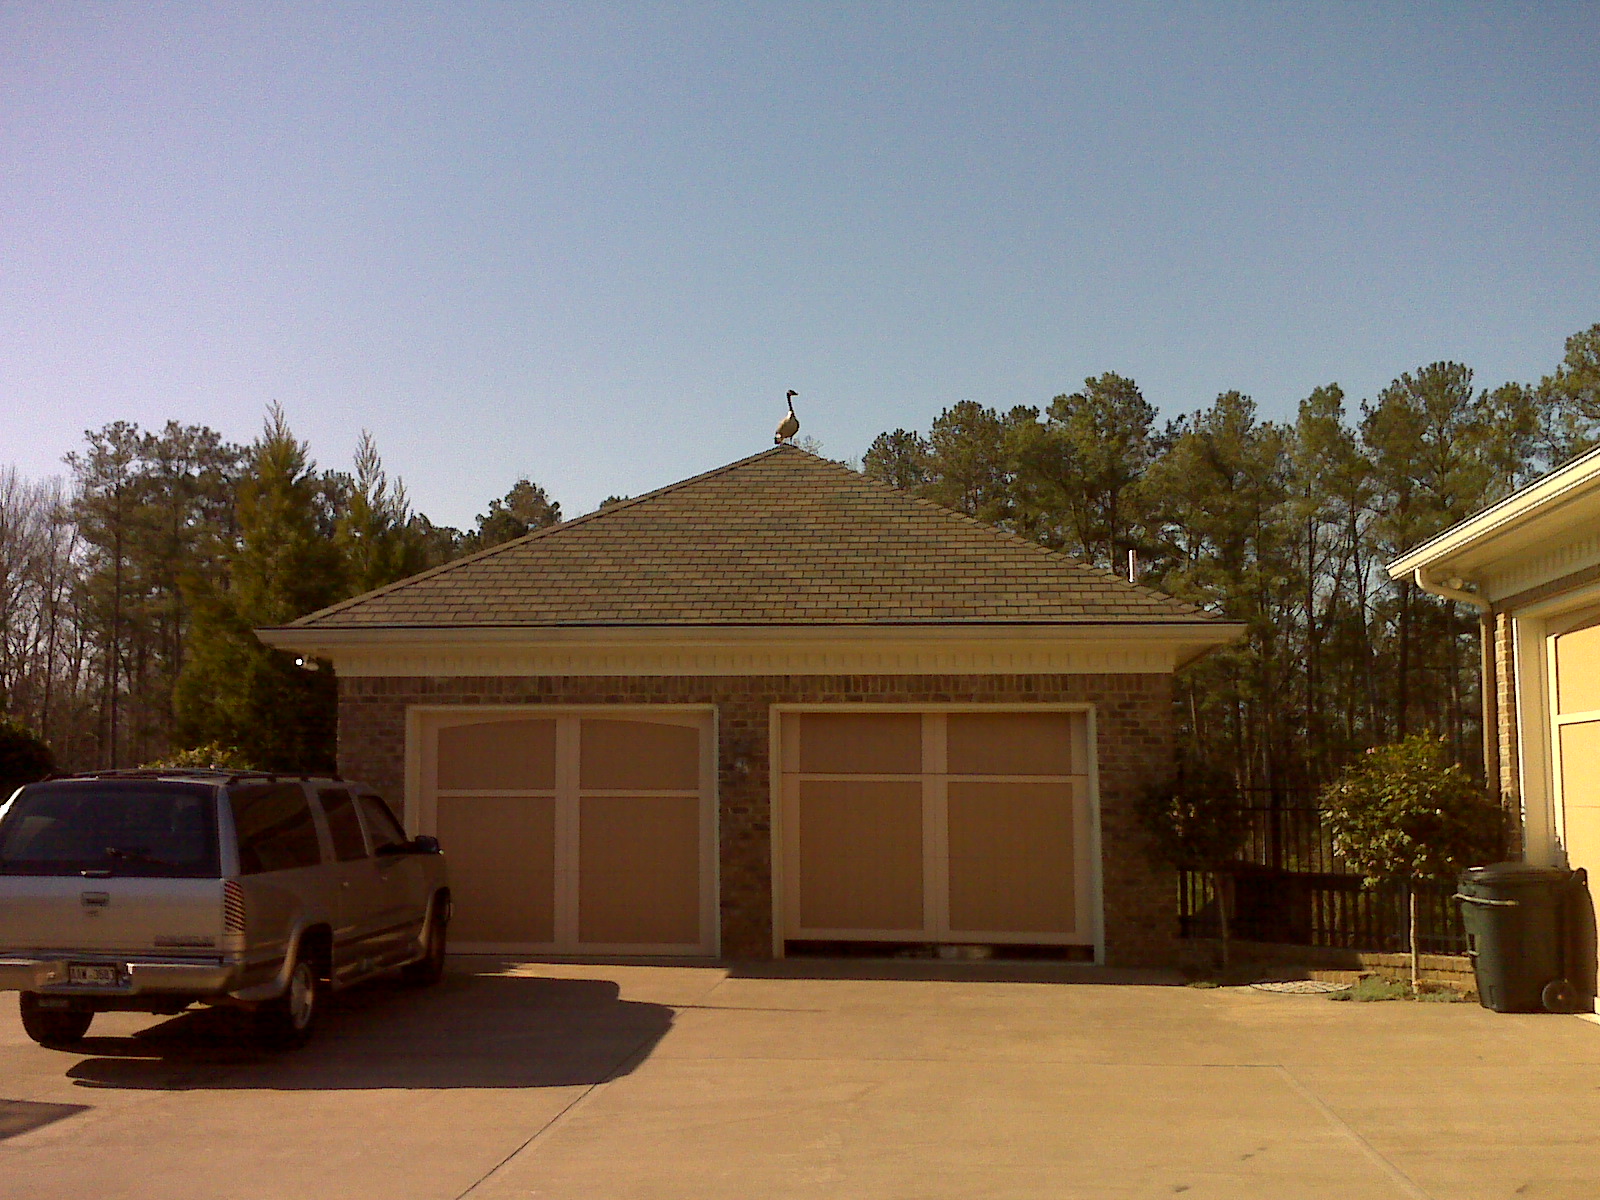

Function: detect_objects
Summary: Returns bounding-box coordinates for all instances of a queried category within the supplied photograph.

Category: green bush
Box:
[143,742,257,771]
[0,719,56,799]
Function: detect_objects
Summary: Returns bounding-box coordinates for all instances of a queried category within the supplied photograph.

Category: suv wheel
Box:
[402,902,449,987]
[255,956,321,1049]
[19,993,93,1048]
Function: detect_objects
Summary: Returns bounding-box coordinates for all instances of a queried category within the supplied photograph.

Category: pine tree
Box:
[1014,374,1156,568]
[175,406,343,770]
[336,431,427,595]
[862,430,932,491]
[465,479,563,551]
[65,422,143,766]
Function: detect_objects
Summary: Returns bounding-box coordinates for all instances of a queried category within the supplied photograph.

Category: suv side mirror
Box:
[376,835,442,856]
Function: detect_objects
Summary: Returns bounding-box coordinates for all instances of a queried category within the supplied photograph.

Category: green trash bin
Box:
[1456,863,1581,1013]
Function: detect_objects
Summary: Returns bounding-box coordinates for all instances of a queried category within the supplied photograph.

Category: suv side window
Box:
[317,788,369,862]
[230,784,322,875]
[356,793,406,854]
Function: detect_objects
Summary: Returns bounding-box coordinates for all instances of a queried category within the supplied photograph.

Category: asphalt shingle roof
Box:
[291,446,1213,628]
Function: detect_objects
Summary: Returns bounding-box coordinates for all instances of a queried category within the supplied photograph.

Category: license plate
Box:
[68,964,119,986]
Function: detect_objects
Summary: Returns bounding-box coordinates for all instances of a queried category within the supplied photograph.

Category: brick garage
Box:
[261,448,1239,966]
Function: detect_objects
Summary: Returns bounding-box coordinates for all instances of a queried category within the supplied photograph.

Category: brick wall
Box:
[337,672,1177,966]
[1493,610,1522,857]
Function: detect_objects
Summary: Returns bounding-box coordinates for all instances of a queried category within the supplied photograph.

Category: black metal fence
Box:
[1175,798,1469,955]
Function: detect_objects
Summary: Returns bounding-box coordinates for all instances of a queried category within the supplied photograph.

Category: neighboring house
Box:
[1388,444,1600,1006]
[258,446,1241,965]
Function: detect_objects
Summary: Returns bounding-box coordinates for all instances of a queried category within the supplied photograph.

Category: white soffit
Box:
[254,623,1244,677]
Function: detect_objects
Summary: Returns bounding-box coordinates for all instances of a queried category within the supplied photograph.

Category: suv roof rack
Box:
[44,768,344,784]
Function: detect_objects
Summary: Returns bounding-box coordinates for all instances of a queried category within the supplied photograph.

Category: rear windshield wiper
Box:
[103,846,178,871]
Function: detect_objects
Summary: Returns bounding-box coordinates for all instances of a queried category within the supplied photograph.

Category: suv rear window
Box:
[0,782,221,878]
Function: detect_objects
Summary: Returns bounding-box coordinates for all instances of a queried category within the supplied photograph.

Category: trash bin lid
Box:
[1458,861,1573,888]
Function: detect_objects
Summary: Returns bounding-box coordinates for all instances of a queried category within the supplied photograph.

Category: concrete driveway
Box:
[2,958,1598,1200]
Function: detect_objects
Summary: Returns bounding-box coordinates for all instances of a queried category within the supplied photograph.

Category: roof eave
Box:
[1386,444,1600,582]
[255,620,1244,679]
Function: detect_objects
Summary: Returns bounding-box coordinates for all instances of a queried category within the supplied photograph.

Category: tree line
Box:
[0,406,561,773]
[863,323,1600,795]
[2,322,1596,783]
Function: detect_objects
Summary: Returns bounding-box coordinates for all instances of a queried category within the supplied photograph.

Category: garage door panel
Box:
[798,714,921,775]
[782,710,1095,948]
[437,719,557,791]
[947,782,1077,934]
[578,795,701,945]
[1562,804,1600,881]
[946,713,1079,776]
[1555,619,1600,715]
[1560,722,1600,810]
[436,795,555,943]
[797,780,923,931]
[426,710,713,955]
[580,719,700,791]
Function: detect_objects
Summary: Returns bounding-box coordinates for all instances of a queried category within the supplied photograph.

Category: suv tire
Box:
[402,901,449,987]
[19,993,93,1048]
[254,955,321,1049]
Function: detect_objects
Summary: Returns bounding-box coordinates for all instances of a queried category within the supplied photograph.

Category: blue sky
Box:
[4,2,1597,528]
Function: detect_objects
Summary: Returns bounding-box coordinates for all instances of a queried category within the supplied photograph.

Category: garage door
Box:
[778,709,1097,948]
[1552,611,1600,902]
[418,709,716,955]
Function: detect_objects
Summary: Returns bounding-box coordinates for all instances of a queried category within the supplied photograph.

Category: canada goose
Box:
[774,390,799,444]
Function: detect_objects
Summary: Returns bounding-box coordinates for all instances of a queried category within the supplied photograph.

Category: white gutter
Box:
[254,621,1244,649]
[1387,443,1600,580]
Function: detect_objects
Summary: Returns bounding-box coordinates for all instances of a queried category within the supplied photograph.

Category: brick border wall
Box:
[337,672,1177,966]
[1493,610,1522,857]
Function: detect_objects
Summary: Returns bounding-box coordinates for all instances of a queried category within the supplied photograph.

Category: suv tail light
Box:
[223,880,246,934]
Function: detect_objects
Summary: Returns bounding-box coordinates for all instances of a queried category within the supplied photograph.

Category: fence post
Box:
[1267,785,1284,872]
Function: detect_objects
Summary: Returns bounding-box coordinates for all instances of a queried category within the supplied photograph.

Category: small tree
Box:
[0,719,55,799]
[1321,735,1504,993]
[1140,760,1250,967]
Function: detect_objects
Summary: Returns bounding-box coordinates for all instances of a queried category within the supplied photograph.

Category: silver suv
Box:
[0,769,450,1049]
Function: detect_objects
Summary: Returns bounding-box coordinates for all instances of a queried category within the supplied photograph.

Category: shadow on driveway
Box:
[0,1098,90,1140]
[62,970,673,1093]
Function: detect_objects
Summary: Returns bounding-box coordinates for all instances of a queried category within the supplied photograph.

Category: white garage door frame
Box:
[768,702,1104,964]
[404,704,720,957]
[1513,581,1600,871]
